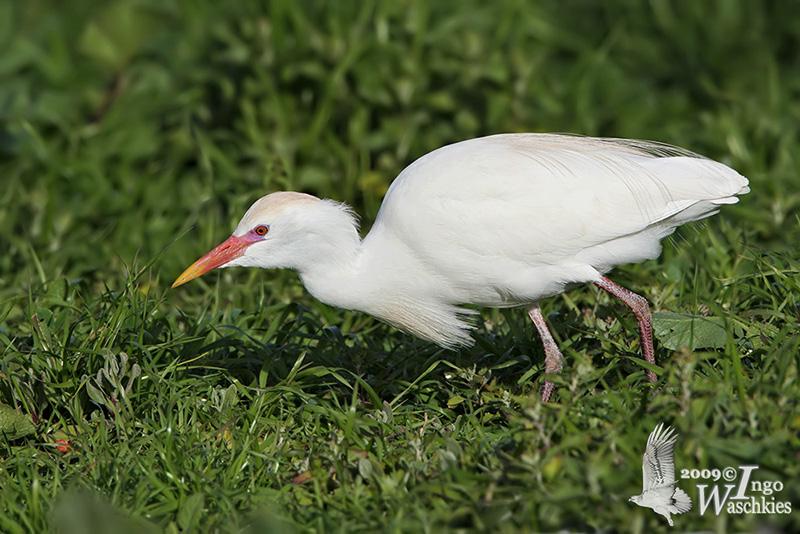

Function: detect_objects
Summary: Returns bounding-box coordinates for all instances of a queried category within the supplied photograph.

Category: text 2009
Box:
[681,469,722,481]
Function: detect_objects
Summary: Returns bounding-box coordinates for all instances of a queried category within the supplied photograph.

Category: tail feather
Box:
[635,156,749,229]
[639,156,749,204]
[670,487,692,514]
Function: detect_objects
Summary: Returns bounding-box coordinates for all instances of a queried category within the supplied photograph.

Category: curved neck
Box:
[297,226,474,348]
[296,228,366,311]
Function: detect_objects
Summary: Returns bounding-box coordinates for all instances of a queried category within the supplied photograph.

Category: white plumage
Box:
[172,133,749,400]
[629,424,692,526]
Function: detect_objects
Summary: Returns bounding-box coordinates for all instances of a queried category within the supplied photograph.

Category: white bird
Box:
[629,423,692,526]
[172,133,749,401]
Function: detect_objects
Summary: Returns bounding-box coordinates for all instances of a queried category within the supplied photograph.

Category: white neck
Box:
[297,222,474,348]
[296,231,366,311]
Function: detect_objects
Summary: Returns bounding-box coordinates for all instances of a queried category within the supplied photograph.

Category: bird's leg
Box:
[527,304,564,402]
[593,276,658,383]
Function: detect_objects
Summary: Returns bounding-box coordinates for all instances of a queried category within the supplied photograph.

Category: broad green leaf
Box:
[85,379,109,409]
[447,394,466,408]
[652,312,728,351]
[358,457,374,480]
[0,404,35,440]
[177,493,204,531]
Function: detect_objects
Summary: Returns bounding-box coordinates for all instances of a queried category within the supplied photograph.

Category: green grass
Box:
[2,0,799,532]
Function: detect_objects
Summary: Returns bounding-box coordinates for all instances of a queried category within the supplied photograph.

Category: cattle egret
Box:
[172,134,749,401]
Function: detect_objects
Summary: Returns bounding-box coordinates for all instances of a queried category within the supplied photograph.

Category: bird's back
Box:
[366,134,748,307]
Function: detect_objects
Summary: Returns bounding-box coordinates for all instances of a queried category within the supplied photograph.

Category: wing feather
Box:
[374,134,748,289]
[641,423,680,490]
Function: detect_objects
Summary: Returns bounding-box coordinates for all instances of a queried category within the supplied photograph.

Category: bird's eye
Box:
[254,225,269,236]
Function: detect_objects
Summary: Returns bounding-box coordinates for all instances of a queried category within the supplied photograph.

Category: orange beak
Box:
[171,234,251,288]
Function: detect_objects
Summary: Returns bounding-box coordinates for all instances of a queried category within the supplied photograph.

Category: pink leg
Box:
[592,276,657,383]
[528,304,564,402]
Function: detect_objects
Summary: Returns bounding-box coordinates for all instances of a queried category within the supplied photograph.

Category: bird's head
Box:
[171,191,359,288]
[629,495,641,504]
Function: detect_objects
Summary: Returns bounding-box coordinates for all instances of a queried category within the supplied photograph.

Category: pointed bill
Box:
[172,234,249,288]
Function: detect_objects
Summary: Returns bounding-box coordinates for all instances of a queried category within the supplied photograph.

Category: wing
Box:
[641,423,680,490]
[371,134,749,304]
